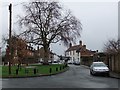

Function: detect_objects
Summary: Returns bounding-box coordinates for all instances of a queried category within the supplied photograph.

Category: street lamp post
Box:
[8,3,12,75]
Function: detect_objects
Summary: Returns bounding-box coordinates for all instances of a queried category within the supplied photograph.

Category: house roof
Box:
[81,50,96,57]
[66,45,82,52]
[65,44,96,57]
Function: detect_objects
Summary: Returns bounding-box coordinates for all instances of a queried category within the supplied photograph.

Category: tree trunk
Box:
[17,58,22,70]
[43,45,49,65]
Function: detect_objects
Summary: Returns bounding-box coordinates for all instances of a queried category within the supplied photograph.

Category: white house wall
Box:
[66,50,81,63]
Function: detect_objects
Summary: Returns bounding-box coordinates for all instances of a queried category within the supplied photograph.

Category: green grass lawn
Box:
[1,64,68,78]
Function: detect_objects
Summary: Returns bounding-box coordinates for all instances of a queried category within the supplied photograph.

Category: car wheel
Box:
[90,71,93,75]
[106,73,109,77]
[91,70,95,76]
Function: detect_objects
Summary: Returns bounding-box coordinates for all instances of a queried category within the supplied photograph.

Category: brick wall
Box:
[108,53,120,73]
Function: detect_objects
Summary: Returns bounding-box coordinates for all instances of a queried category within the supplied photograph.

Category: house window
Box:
[73,50,75,55]
[73,57,75,61]
[68,52,69,55]
[67,52,69,56]
[70,51,72,55]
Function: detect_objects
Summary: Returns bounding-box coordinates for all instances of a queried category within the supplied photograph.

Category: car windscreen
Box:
[93,63,106,67]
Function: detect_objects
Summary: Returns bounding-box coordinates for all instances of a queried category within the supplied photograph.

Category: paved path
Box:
[1,65,119,88]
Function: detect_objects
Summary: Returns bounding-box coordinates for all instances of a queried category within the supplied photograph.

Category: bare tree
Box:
[104,39,120,54]
[18,1,82,64]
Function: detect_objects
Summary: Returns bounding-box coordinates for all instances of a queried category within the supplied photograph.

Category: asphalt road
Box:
[1,65,119,88]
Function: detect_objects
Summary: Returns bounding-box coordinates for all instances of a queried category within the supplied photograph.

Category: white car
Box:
[68,61,73,64]
[74,61,80,65]
[90,62,109,76]
[52,60,59,64]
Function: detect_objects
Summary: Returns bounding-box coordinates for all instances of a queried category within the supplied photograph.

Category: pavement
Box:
[109,72,120,79]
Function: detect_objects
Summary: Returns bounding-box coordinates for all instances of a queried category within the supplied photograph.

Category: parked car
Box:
[52,60,59,64]
[48,60,52,64]
[68,61,73,64]
[74,61,80,65]
[90,62,109,76]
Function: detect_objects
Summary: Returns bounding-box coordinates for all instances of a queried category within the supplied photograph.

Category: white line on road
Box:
[0,79,9,81]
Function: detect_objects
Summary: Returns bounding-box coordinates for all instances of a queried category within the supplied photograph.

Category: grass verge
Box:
[1,64,68,78]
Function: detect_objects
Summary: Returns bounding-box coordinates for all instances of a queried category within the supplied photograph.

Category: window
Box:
[73,57,74,61]
[70,51,72,55]
[67,52,69,55]
[73,50,75,55]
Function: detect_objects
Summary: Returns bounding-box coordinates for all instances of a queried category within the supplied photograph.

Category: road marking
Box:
[0,79,9,81]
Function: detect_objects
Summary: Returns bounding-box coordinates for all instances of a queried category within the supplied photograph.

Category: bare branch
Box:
[17,1,82,63]
[104,39,120,54]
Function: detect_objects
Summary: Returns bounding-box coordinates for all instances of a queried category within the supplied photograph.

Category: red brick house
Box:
[4,36,36,65]
[37,47,55,63]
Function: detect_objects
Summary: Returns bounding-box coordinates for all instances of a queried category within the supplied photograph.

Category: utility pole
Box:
[8,3,12,75]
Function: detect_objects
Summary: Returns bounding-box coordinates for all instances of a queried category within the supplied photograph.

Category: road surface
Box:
[1,64,119,88]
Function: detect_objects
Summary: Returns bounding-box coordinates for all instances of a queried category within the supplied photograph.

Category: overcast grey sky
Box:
[0,0,119,55]
[52,1,118,55]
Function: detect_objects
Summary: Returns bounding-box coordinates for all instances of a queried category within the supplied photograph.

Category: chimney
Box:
[69,43,72,47]
[37,46,39,51]
[83,45,86,50]
[79,40,82,46]
[96,50,98,52]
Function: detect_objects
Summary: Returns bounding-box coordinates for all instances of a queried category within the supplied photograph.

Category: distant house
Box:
[37,47,55,62]
[4,36,36,65]
[80,49,96,66]
[65,41,96,66]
